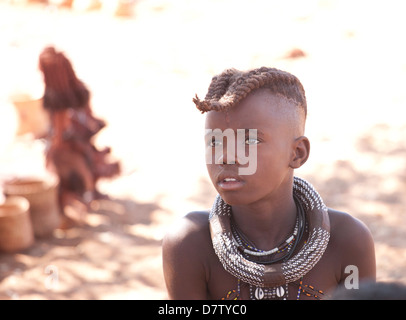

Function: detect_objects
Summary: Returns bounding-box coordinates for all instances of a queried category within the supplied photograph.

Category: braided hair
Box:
[39,46,90,111]
[193,67,307,117]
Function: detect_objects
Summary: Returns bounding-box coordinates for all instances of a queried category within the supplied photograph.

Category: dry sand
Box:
[0,0,405,299]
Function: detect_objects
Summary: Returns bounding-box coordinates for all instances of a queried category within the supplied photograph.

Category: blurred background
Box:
[0,0,405,299]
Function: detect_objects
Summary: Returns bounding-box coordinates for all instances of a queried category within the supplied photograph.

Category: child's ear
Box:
[289,136,310,169]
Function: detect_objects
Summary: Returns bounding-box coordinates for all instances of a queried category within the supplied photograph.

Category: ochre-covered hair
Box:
[193,66,307,117]
[39,46,89,111]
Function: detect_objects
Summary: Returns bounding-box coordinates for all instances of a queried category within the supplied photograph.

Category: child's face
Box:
[205,89,304,206]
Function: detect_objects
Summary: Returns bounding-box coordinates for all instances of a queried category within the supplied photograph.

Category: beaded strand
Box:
[209,176,331,289]
[231,217,299,257]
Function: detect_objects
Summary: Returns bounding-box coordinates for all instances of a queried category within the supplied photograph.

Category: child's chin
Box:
[218,192,251,206]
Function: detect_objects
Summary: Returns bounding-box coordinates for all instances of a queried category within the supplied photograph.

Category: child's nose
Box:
[217,145,238,165]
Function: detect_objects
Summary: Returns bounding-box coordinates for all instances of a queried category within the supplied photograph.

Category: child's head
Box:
[194,67,310,205]
[193,66,307,117]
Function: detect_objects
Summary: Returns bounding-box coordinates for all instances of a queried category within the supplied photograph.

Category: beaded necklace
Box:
[209,176,330,292]
[230,194,306,265]
[229,196,307,300]
[221,276,328,300]
[231,215,298,257]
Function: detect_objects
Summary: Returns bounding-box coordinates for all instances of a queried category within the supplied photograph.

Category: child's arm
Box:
[330,209,376,285]
[162,212,210,299]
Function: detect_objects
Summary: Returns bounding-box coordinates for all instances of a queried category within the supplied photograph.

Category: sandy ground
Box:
[0,0,405,299]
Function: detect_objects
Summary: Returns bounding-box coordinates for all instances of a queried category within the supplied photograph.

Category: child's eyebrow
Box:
[245,129,264,136]
[204,129,264,137]
[242,129,265,139]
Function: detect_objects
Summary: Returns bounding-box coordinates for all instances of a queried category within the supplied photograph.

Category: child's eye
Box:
[209,139,223,147]
[245,138,260,145]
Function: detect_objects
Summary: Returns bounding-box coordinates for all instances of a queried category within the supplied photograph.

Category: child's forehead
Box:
[241,88,296,109]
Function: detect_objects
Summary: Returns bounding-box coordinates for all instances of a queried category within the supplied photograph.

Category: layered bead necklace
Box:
[230,195,306,299]
[230,194,305,264]
[209,176,330,300]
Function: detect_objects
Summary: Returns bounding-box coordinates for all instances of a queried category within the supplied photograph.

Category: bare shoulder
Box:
[327,208,376,282]
[162,210,212,299]
[162,211,211,248]
[328,208,373,244]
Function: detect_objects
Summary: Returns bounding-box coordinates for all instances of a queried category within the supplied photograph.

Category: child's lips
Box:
[217,176,245,190]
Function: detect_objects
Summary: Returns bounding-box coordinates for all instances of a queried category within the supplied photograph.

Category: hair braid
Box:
[39,46,90,111]
[193,67,307,116]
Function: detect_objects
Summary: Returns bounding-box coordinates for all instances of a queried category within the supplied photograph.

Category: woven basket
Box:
[0,196,34,252]
[3,178,61,238]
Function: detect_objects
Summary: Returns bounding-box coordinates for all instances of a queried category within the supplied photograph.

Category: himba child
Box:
[162,66,376,300]
[38,46,120,224]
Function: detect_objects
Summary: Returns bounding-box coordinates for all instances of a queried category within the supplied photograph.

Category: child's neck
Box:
[230,192,297,251]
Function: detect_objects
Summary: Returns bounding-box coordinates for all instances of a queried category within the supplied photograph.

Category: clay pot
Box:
[0,196,34,252]
[3,178,61,238]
